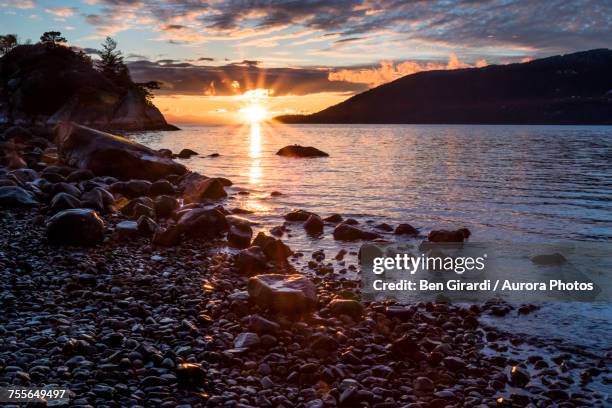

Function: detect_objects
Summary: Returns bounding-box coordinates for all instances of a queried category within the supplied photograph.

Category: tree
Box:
[136,80,161,104]
[0,34,18,56]
[96,37,129,84]
[40,31,67,46]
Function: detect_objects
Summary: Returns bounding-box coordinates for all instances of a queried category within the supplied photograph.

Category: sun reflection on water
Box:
[249,122,262,185]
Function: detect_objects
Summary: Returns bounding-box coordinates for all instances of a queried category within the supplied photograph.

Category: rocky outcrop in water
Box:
[276,145,329,158]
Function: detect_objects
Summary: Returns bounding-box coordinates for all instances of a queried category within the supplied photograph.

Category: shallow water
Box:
[132,124,612,353]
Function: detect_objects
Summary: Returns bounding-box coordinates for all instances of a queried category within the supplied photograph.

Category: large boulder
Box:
[235,246,268,275]
[180,173,227,203]
[177,208,228,237]
[252,232,293,261]
[54,122,186,181]
[0,186,39,207]
[46,208,105,246]
[276,145,329,158]
[227,222,253,249]
[333,223,380,241]
[248,274,318,315]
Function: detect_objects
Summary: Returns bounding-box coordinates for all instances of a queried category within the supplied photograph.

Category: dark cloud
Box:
[197,57,214,61]
[126,60,367,96]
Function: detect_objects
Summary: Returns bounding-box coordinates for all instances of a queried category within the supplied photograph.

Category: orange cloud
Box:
[328,54,488,87]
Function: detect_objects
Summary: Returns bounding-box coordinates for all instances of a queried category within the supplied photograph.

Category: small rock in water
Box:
[394,223,419,235]
[276,145,329,158]
[333,223,380,241]
[176,148,199,158]
[324,213,343,223]
[531,252,567,265]
[304,214,324,235]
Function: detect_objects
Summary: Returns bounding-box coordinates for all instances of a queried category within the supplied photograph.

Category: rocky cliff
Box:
[0,43,177,131]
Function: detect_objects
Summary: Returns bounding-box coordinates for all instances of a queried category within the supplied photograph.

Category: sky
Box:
[1,0,611,124]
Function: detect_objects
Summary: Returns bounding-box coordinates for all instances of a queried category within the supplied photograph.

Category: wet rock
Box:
[0,186,39,207]
[132,202,155,219]
[46,208,105,246]
[176,148,199,159]
[178,208,228,237]
[176,363,206,389]
[531,253,567,265]
[375,223,393,232]
[509,366,530,387]
[247,315,280,334]
[110,179,151,198]
[137,215,159,236]
[227,221,253,249]
[236,246,268,275]
[50,192,81,213]
[270,191,282,196]
[149,179,175,196]
[181,173,227,203]
[443,356,466,371]
[324,213,343,223]
[333,223,380,241]
[428,228,470,242]
[248,274,317,315]
[285,209,314,221]
[52,181,81,198]
[55,122,186,180]
[276,145,329,157]
[66,169,95,182]
[154,195,179,218]
[252,232,293,261]
[116,220,139,238]
[121,196,154,217]
[234,332,260,349]
[152,225,182,246]
[208,152,220,157]
[80,187,113,213]
[329,299,364,319]
[304,214,324,235]
[394,223,419,235]
[158,148,173,158]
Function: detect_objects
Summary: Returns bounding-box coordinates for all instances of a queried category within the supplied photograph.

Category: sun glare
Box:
[239,88,272,123]
[241,104,267,123]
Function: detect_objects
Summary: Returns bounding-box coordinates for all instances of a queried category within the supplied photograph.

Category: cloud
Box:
[328,54,488,87]
[126,60,367,96]
[45,7,75,17]
[1,0,35,9]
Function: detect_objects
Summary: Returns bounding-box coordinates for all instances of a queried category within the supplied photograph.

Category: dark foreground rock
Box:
[45,208,105,246]
[247,274,318,315]
[276,145,329,158]
[55,122,186,181]
[0,185,39,207]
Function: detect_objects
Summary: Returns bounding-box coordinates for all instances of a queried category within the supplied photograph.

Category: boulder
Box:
[176,148,199,159]
[46,209,105,246]
[531,253,567,265]
[181,173,227,203]
[81,187,114,213]
[428,229,470,242]
[152,225,182,246]
[247,315,280,334]
[50,192,81,213]
[154,195,179,218]
[177,208,228,237]
[248,274,317,315]
[233,332,260,349]
[0,186,39,207]
[227,223,253,249]
[304,214,324,235]
[324,213,343,223]
[137,215,159,236]
[252,232,293,261]
[149,179,175,196]
[120,197,154,217]
[284,209,314,221]
[276,145,329,158]
[52,182,81,198]
[329,299,364,319]
[110,180,151,197]
[235,246,268,275]
[66,169,95,183]
[333,223,380,241]
[2,126,32,142]
[115,220,139,239]
[375,223,393,232]
[394,223,419,235]
[54,122,186,181]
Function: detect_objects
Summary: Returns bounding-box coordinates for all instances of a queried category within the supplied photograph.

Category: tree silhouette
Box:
[40,31,67,46]
[96,37,129,85]
[0,34,18,56]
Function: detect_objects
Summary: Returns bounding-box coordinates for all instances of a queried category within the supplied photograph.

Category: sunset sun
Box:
[241,104,267,123]
[239,89,272,123]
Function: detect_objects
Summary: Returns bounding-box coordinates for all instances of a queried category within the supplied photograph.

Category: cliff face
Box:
[277,49,612,125]
[0,43,176,131]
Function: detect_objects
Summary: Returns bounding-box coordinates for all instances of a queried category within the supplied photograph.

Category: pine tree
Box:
[39,31,66,46]
[97,37,129,85]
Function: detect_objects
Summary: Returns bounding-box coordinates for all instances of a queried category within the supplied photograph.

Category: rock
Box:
[115,220,139,238]
[304,214,324,235]
[509,366,530,387]
[394,223,419,235]
[227,223,253,249]
[333,223,380,241]
[158,148,173,158]
[247,315,280,334]
[531,253,567,265]
[152,225,182,246]
[52,182,81,198]
[329,299,364,319]
[276,145,329,158]
[81,187,114,213]
[252,232,293,261]
[46,209,105,246]
[2,126,32,142]
[121,197,154,217]
[233,332,260,349]
[324,213,343,223]
[285,209,314,221]
[414,377,434,392]
[55,122,186,181]
[375,223,393,232]
[132,203,155,219]
[235,246,268,275]
[443,356,466,371]
[176,148,198,159]
[137,215,159,236]
[50,192,80,213]
[154,195,179,218]
[270,191,282,196]
[110,180,151,198]
[11,168,39,183]
[428,229,470,242]
[391,335,421,359]
[66,169,95,183]
[176,363,206,389]
[177,208,228,237]
[309,333,338,353]
[149,179,175,196]
[0,186,39,207]
[248,274,317,315]
[208,152,220,157]
[180,173,227,203]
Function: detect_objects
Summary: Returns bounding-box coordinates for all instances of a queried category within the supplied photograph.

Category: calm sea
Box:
[132,124,612,353]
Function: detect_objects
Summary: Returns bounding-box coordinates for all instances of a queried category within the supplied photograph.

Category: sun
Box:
[241,104,267,123]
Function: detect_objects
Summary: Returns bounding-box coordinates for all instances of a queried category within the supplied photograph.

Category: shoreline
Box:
[1,124,610,406]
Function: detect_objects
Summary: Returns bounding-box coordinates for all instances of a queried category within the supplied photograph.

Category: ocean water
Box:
[132,124,612,353]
